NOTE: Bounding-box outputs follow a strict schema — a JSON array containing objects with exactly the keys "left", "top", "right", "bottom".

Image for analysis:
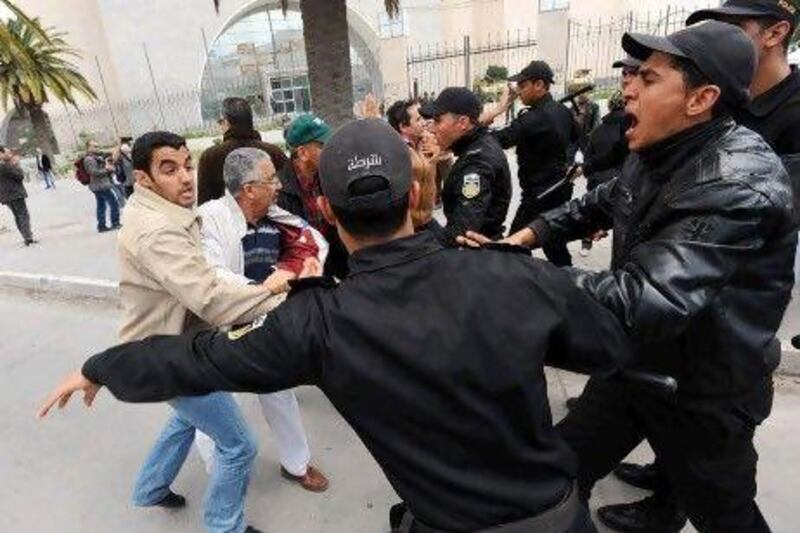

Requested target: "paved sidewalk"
[{"left": 2, "top": 287, "right": 798, "bottom": 532}]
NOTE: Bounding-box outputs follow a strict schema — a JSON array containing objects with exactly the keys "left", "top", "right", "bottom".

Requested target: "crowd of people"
[{"left": 32, "top": 1, "right": 800, "bottom": 533}]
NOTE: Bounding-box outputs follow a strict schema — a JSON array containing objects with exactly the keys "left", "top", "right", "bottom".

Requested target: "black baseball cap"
[
  {"left": 419, "top": 87, "right": 482, "bottom": 120},
  {"left": 612, "top": 56, "right": 643, "bottom": 69},
  {"left": 687, "top": 0, "right": 799, "bottom": 27},
  {"left": 319, "top": 119, "right": 412, "bottom": 211},
  {"left": 508, "top": 60, "right": 555, "bottom": 84},
  {"left": 622, "top": 20, "right": 756, "bottom": 108}
]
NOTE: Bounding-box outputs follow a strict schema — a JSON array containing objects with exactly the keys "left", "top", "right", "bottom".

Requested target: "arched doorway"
[{"left": 199, "top": 0, "right": 383, "bottom": 124}]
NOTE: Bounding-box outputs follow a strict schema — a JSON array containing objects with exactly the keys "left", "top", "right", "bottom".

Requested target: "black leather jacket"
[{"left": 531, "top": 119, "right": 797, "bottom": 399}]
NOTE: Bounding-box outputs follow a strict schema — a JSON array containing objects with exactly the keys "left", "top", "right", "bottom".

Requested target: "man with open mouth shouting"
[{"left": 462, "top": 20, "right": 796, "bottom": 533}]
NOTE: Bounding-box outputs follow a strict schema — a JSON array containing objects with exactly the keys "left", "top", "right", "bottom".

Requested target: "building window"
[
  {"left": 539, "top": 0, "right": 569, "bottom": 12},
  {"left": 269, "top": 75, "right": 311, "bottom": 114}
]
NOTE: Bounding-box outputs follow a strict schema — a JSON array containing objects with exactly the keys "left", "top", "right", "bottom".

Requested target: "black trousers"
[
  {"left": 511, "top": 183, "right": 573, "bottom": 267},
  {"left": 4, "top": 198, "right": 33, "bottom": 242},
  {"left": 558, "top": 378, "right": 773, "bottom": 533}
]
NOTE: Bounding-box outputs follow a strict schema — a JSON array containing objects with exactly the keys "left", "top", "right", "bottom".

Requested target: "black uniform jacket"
[
  {"left": 493, "top": 93, "right": 576, "bottom": 191},
  {"left": 83, "top": 231, "right": 631, "bottom": 532},
  {"left": 530, "top": 119, "right": 797, "bottom": 400},
  {"left": 734, "top": 66, "right": 800, "bottom": 156},
  {"left": 441, "top": 127, "right": 512, "bottom": 246},
  {"left": 582, "top": 108, "right": 629, "bottom": 185}
]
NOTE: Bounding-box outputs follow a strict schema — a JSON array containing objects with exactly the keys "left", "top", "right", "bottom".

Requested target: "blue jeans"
[
  {"left": 132, "top": 393, "right": 257, "bottom": 533},
  {"left": 39, "top": 170, "right": 56, "bottom": 188},
  {"left": 93, "top": 189, "right": 120, "bottom": 230}
]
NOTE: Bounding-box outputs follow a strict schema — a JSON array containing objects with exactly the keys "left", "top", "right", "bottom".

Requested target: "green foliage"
[
  {"left": 0, "top": 15, "right": 96, "bottom": 112},
  {"left": 484, "top": 65, "right": 508, "bottom": 83}
]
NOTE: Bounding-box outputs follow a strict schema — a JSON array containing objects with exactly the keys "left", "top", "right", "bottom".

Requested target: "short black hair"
[
  {"left": 132, "top": 131, "right": 188, "bottom": 173},
  {"left": 387, "top": 99, "right": 418, "bottom": 133},
  {"left": 329, "top": 176, "right": 410, "bottom": 239},
  {"left": 668, "top": 55, "right": 729, "bottom": 118},
  {"left": 222, "top": 97, "right": 254, "bottom": 131}
]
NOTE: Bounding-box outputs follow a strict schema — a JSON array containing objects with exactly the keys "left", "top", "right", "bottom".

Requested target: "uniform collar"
[
  {"left": 347, "top": 231, "right": 443, "bottom": 277},
  {"left": 451, "top": 126, "right": 487, "bottom": 157},
  {"left": 528, "top": 92, "right": 553, "bottom": 111},
  {"left": 747, "top": 66, "right": 800, "bottom": 118},
  {"left": 132, "top": 183, "right": 198, "bottom": 228},
  {"left": 638, "top": 117, "right": 733, "bottom": 181}
]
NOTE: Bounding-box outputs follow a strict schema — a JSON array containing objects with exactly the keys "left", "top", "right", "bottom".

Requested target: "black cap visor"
[
  {"left": 686, "top": 6, "right": 780, "bottom": 26},
  {"left": 622, "top": 32, "right": 688, "bottom": 63},
  {"left": 613, "top": 57, "right": 643, "bottom": 69}
]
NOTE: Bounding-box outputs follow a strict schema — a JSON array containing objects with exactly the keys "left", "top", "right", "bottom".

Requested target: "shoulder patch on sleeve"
[{"left": 462, "top": 173, "right": 481, "bottom": 199}]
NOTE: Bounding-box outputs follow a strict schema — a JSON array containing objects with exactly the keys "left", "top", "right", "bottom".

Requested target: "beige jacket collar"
[{"left": 132, "top": 183, "right": 198, "bottom": 228}]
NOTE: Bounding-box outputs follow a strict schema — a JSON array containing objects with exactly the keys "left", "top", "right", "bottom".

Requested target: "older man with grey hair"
[{"left": 196, "top": 147, "right": 330, "bottom": 492}]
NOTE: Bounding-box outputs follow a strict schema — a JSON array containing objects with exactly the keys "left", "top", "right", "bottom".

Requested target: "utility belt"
[{"left": 394, "top": 482, "right": 582, "bottom": 533}]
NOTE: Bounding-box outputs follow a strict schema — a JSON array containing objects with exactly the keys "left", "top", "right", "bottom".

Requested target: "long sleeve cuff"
[{"left": 528, "top": 218, "right": 550, "bottom": 249}]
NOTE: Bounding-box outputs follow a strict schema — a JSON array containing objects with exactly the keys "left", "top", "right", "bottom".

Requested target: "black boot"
[
  {"left": 245, "top": 527, "right": 264, "bottom": 533},
  {"left": 792, "top": 334, "right": 800, "bottom": 349},
  {"left": 613, "top": 462, "right": 660, "bottom": 491},
  {"left": 597, "top": 495, "right": 687, "bottom": 532}
]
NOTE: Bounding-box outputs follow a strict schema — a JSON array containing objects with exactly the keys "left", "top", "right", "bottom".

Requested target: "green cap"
[{"left": 285, "top": 114, "right": 332, "bottom": 150}]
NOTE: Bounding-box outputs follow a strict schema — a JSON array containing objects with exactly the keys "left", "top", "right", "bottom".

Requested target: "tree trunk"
[
  {"left": 300, "top": 0, "right": 354, "bottom": 128},
  {"left": 28, "top": 104, "right": 60, "bottom": 157}
]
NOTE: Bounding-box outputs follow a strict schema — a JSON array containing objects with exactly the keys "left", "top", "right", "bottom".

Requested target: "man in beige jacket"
[{"left": 117, "top": 131, "right": 282, "bottom": 533}]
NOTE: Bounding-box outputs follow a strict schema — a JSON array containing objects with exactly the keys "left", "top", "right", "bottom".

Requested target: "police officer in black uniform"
[
  {"left": 39, "top": 119, "right": 635, "bottom": 533},
  {"left": 481, "top": 61, "right": 578, "bottom": 266},
  {"left": 600, "top": 2, "right": 800, "bottom": 530},
  {"left": 419, "top": 87, "right": 512, "bottom": 247},
  {"left": 464, "top": 21, "right": 795, "bottom": 533}
]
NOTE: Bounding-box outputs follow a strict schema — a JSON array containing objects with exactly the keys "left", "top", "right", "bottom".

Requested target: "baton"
[
  {"left": 535, "top": 164, "right": 580, "bottom": 201},
  {"left": 558, "top": 84, "right": 595, "bottom": 108}
]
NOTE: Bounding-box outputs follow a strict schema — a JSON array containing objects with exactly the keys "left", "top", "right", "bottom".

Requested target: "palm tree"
[
  {"left": 214, "top": 0, "right": 400, "bottom": 127},
  {"left": 0, "top": 16, "right": 96, "bottom": 156}
]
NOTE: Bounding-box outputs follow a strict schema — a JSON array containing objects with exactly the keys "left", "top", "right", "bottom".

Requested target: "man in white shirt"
[{"left": 197, "top": 147, "right": 329, "bottom": 492}]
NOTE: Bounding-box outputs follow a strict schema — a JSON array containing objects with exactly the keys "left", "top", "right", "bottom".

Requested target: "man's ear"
[
  {"left": 134, "top": 169, "right": 152, "bottom": 188},
  {"left": 317, "top": 196, "right": 337, "bottom": 226},
  {"left": 687, "top": 84, "right": 721, "bottom": 117},
  {"left": 763, "top": 20, "right": 792, "bottom": 51}
]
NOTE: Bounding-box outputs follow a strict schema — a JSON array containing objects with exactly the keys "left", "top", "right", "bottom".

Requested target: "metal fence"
[
  {"left": 565, "top": 3, "right": 718, "bottom": 91},
  {"left": 407, "top": 30, "right": 537, "bottom": 98},
  {"left": 47, "top": 77, "right": 297, "bottom": 153}
]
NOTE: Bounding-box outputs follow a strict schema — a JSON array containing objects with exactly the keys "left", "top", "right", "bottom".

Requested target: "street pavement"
[{"left": 1, "top": 286, "right": 799, "bottom": 532}]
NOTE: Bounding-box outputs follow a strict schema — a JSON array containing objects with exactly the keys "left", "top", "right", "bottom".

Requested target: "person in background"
[
  {"left": 278, "top": 114, "right": 349, "bottom": 278},
  {"left": 420, "top": 87, "right": 512, "bottom": 247},
  {"left": 83, "top": 140, "right": 120, "bottom": 233},
  {"left": 0, "top": 146, "right": 37, "bottom": 245},
  {"left": 113, "top": 137, "right": 136, "bottom": 198},
  {"left": 35, "top": 148, "right": 56, "bottom": 190},
  {"left": 197, "top": 97, "right": 288, "bottom": 206},
  {"left": 479, "top": 61, "right": 577, "bottom": 266}
]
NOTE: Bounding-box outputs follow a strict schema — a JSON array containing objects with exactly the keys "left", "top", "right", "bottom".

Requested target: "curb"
[
  {"left": 0, "top": 271, "right": 118, "bottom": 304},
  {"left": 1, "top": 270, "right": 798, "bottom": 377}
]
